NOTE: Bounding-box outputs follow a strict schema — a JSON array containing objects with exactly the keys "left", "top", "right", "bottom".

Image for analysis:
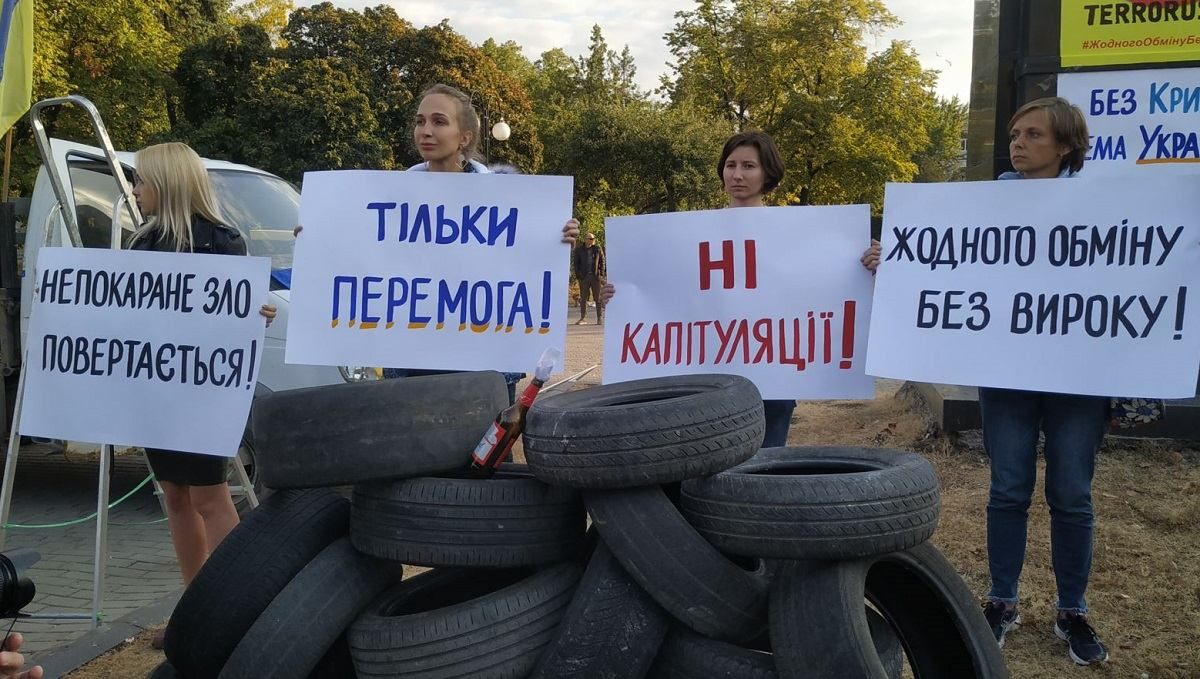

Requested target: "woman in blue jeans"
[{"left": 979, "top": 97, "right": 1110, "bottom": 666}]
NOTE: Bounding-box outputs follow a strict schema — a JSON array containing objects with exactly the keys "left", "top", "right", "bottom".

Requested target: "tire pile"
[{"left": 149, "top": 371, "right": 1009, "bottom": 679}]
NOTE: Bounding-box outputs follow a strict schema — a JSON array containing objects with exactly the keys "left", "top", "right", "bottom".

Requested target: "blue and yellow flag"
[{"left": 0, "top": 0, "right": 31, "bottom": 135}]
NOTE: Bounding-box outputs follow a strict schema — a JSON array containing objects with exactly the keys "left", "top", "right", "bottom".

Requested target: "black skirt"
[{"left": 146, "top": 448, "right": 229, "bottom": 486}]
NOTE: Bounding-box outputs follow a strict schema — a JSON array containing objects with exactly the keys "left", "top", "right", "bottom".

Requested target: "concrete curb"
[{"left": 35, "top": 589, "right": 181, "bottom": 679}]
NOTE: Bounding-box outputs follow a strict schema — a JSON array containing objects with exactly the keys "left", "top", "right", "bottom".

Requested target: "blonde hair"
[
  {"left": 416, "top": 83, "right": 483, "bottom": 163},
  {"left": 131, "top": 142, "right": 224, "bottom": 251},
  {"left": 1008, "top": 97, "right": 1090, "bottom": 174}
]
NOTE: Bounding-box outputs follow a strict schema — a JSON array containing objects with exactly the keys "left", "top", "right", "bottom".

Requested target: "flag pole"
[{"left": 1, "top": 129, "right": 11, "bottom": 203}]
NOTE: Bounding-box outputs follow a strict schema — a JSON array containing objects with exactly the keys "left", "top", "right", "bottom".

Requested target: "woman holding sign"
[
  {"left": 388, "top": 83, "right": 580, "bottom": 401},
  {"left": 971, "top": 98, "right": 1109, "bottom": 666},
  {"left": 129, "top": 142, "right": 277, "bottom": 648},
  {"left": 602, "top": 131, "right": 877, "bottom": 448}
]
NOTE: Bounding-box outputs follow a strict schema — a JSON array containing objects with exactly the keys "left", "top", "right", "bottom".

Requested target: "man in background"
[{"left": 573, "top": 232, "right": 606, "bottom": 325}]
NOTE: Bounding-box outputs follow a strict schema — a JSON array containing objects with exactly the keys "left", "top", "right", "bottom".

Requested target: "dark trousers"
[
  {"left": 761, "top": 399, "right": 796, "bottom": 448},
  {"left": 978, "top": 387, "right": 1108, "bottom": 613},
  {"left": 578, "top": 276, "right": 603, "bottom": 322}
]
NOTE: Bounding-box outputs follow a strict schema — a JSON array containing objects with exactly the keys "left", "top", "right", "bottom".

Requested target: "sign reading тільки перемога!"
[
  {"left": 285, "top": 171, "right": 573, "bottom": 373},
  {"left": 866, "top": 176, "right": 1200, "bottom": 398}
]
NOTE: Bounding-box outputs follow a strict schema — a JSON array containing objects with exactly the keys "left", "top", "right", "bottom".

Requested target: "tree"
[
  {"left": 913, "top": 97, "right": 968, "bottom": 182},
  {"left": 386, "top": 21, "right": 541, "bottom": 170},
  {"left": 666, "top": 0, "right": 943, "bottom": 210},
  {"left": 236, "top": 58, "right": 392, "bottom": 180},
  {"left": 283, "top": 7, "right": 539, "bottom": 171},
  {"left": 173, "top": 23, "right": 393, "bottom": 180},
  {"left": 176, "top": 23, "right": 273, "bottom": 130},
  {"left": 231, "top": 0, "right": 295, "bottom": 44}
]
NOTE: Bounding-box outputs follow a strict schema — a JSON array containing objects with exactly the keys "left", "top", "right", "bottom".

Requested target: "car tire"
[
  {"left": 681, "top": 446, "right": 940, "bottom": 560},
  {"left": 529, "top": 542, "right": 669, "bottom": 679},
  {"left": 584, "top": 486, "right": 769, "bottom": 642},
  {"left": 164, "top": 489, "right": 350, "bottom": 678},
  {"left": 350, "top": 465, "right": 586, "bottom": 567},
  {"left": 769, "top": 543, "right": 1009, "bottom": 679},
  {"left": 524, "top": 375, "right": 764, "bottom": 488},
  {"left": 348, "top": 563, "right": 581, "bottom": 678},
  {"left": 647, "top": 628, "right": 775, "bottom": 678},
  {"left": 219, "top": 538, "right": 397, "bottom": 679},
  {"left": 253, "top": 371, "right": 508, "bottom": 488}
]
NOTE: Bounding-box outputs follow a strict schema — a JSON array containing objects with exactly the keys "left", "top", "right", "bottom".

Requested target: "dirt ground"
[{"left": 65, "top": 387, "right": 1200, "bottom": 678}]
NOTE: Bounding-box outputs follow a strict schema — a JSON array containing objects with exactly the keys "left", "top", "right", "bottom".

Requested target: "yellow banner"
[{"left": 1061, "top": 0, "right": 1200, "bottom": 67}]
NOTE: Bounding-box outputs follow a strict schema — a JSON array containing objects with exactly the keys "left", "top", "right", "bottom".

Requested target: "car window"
[
  {"left": 67, "top": 158, "right": 136, "bottom": 248},
  {"left": 208, "top": 170, "right": 298, "bottom": 270}
]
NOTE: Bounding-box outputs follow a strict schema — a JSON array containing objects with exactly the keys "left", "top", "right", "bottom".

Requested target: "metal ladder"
[{"left": 0, "top": 95, "right": 258, "bottom": 629}]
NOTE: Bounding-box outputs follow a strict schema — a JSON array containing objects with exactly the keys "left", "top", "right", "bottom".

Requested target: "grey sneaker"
[
  {"left": 1055, "top": 613, "right": 1108, "bottom": 665},
  {"left": 982, "top": 601, "right": 1020, "bottom": 648}
]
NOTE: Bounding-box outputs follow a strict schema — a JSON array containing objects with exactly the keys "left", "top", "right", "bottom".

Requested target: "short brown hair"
[
  {"left": 718, "top": 131, "right": 785, "bottom": 193},
  {"left": 1008, "top": 97, "right": 1090, "bottom": 174}
]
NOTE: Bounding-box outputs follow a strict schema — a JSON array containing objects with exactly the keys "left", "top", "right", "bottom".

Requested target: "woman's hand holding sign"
[{"left": 861, "top": 239, "right": 881, "bottom": 275}]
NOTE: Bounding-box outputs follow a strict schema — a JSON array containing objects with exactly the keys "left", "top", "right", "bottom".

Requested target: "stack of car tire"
[{"left": 149, "top": 371, "right": 1009, "bottom": 679}]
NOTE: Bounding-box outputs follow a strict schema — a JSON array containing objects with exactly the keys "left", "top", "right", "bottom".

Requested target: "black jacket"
[
  {"left": 572, "top": 243, "right": 605, "bottom": 280},
  {"left": 128, "top": 215, "right": 247, "bottom": 256}
]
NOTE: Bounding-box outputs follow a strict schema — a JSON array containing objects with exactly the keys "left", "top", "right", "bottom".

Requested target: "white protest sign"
[
  {"left": 866, "top": 177, "right": 1200, "bottom": 398},
  {"left": 286, "top": 171, "right": 573, "bottom": 372},
  {"left": 602, "top": 206, "right": 875, "bottom": 400},
  {"left": 1058, "top": 67, "right": 1200, "bottom": 176},
  {"left": 21, "top": 247, "right": 270, "bottom": 456}
]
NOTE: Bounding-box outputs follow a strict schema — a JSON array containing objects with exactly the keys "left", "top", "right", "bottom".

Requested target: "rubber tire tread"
[
  {"left": 219, "top": 538, "right": 396, "bottom": 679},
  {"left": 351, "top": 465, "right": 585, "bottom": 567},
  {"left": 681, "top": 446, "right": 940, "bottom": 559},
  {"left": 524, "top": 375, "right": 764, "bottom": 488},
  {"left": 769, "top": 543, "right": 1009, "bottom": 679},
  {"left": 253, "top": 371, "right": 508, "bottom": 488},
  {"left": 164, "top": 489, "right": 350, "bottom": 678},
  {"left": 149, "top": 662, "right": 180, "bottom": 679},
  {"left": 647, "top": 629, "right": 775, "bottom": 679},
  {"left": 348, "top": 563, "right": 582, "bottom": 678},
  {"left": 584, "top": 486, "right": 768, "bottom": 642},
  {"left": 529, "top": 542, "right": 669, "bottom": 679},
  {"left": 647, "top": 611, "right": 900, "bottom": 679}
]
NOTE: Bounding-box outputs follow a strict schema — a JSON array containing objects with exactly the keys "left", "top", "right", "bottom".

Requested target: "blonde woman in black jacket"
[{"left": 129, "top": 142, "right": 276, "bottom": 647}]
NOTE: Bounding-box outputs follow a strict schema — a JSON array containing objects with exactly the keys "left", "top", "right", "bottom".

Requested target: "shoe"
[
  {"left": 1055, "top": 613, "right": 1108, "bottom": 665},
  {"left": 982, "top": 601, "right": 1020, "bottom": 648},
  {"left": 151, "top": 626, "right": 167, "bottom": 650},
  {"left": 575, "top": 319, "right": 588, "bottom": 325}
]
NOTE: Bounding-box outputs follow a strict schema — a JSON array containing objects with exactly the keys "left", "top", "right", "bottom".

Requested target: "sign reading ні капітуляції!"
[
  {"left": 865, "top": 176, "right": 1200, "bottom": 398},
  {"left": 602, "top": 205, "right": 876, "bottom": 400},
  {"left": 20, "top": 247, "right": 270, "bottom": 456},
  {"left": 284, "top": 171, "right": 573, "bottom": 373},
  {"left": 1058, "top": 67, "right": 1200, "bottom": 174},
  {"left": 1061, "top": 0, "right": 1200, "bottom": 67}
]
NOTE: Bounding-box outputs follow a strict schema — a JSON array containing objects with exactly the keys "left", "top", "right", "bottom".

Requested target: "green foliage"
[
  {"left": 12, "top": 0, "right": 958, "bottom": 221},
  {"left": 665, "top": 0, "right": 946, "bottom": 211},
  {"left": 913, "top": 96, "right": 968, "bottom": 183},
  {"left": 231, "top": 0, "right": 295, "bottom": 44}
]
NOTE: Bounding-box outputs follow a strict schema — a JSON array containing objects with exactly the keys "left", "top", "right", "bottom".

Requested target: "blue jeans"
[
  {"left": 978, "top": 387, "right": 1108, "bottom": 613},
  {"left": 762, "top": 399, "right": 796, "bottom": 448}
]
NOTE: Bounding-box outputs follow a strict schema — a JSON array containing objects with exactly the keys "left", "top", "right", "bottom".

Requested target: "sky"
[{"left": 294, "top": 1, "right": 975, "bottom": 102}]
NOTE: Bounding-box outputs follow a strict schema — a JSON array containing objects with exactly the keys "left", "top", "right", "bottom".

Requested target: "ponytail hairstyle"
[
  {"left": 131, "top": 142, "right": 224, "bottom": 251},
  {"left": 416, "top": 83, "right": 484, "bottom": 164}
]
